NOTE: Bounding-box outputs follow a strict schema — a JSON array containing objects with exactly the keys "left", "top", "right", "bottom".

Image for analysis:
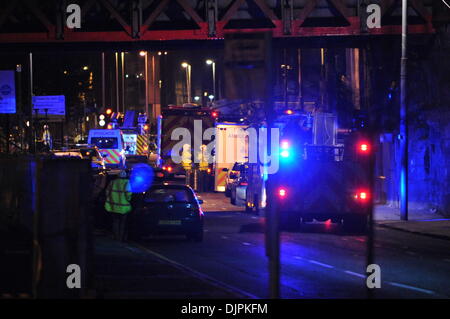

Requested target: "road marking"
[
  {"left": 344, "top": 270, "right": 366, "bottom": 278},
  {"left": 294, "top": 256, "right": 304, "bottom": 260},
  {"left": 388, "top": 282, "right": 435, "bottom": 295},
  {"left": 242, "top": 242, "right": 252, "bottom": 246},
  {"left": 443, "top": 259, "right": 450, "bottom": 263},
  {"left": 128, "top": 242, "right": 258, "bottom": 299},
  {"left": 221, "top": 236, "right": 228, "bottom": 239},
  {"left": 405, "top": 251, "right": 416, "bottom": 256},
  {"left": 307, "top": 260, "right": 334, "bottom": 269}
]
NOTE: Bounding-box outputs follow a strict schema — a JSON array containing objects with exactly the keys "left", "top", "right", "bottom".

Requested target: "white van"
[{"left": 87, "top": 129, "right": 126, "bottom": 168}]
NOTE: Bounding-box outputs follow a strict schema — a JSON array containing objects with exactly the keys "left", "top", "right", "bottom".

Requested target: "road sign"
[
  {"left": 32, "top": 95, "right": 66, "bottom": 117},
  {"left": 0, "top": 70, "right": 16, "bottom": 114}
]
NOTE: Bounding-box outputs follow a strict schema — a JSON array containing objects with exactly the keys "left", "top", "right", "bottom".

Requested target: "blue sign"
[
  {"left": 0, "top": 70, "right": 16, "bottom": 114},
  {"left": 32, "top": 95, "right": 66, "bottom": 116}
]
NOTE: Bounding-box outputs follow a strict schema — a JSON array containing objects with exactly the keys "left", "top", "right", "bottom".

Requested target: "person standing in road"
[{"left": 105, "top": 170, "right": 132, "bottom": 241}]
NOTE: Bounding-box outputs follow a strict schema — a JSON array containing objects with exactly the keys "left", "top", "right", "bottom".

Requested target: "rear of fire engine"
[{"left": 273, "top": 112, "right": 373, "bottom": 232}]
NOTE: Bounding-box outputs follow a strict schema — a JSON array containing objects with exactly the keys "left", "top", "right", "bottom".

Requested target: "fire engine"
[
  {"left": 157, "top": 104, "right": 216, "bottom": 177},
  {"left": 244, "top": 110, "right": 374, "bottom": 232}
]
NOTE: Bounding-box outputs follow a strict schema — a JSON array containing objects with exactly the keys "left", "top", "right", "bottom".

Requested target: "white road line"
[
  {"left": 405, "top": 251, "right": 416, "bottom": 256},
  {"left": 307, "top": 260, "right": 334, "bottom": 269},
  {"left": 344, "top": 270, "right": 366, "bottom": 278},
  {"left": 221, "top": 236, "right": 228, "bottom": 239},
  {"left": 294, "top": 256, "right": 304, "bottom": 260},
  {"left": 242, "top": 242, "right": 252, "bottom": 246},
  {"left": 129, "top": 242, "right": 258, "bottom": 299},
  {"left": 444, "top": 259, "right": 450, "bottom": 263},
  {"left": 388, "top": 282, "right": 435, "bottom": 295}
]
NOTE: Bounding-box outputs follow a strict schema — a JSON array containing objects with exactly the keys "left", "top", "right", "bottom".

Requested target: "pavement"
[{"left": 374, "top": 204, "right": 450, "bottom": 240}]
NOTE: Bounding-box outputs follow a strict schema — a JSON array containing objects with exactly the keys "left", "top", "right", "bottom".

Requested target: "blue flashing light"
[
  {"left": 388, "top": 93, "right": 392, "bottom": 100},
  {"left": 281, "top": 150, "right": 290, "bottom": 158},
  {"left": 129, "top": 163, "right": 154, "bottom": 193}
]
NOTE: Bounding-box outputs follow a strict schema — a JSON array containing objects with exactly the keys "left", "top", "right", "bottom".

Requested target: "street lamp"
[
  {"left": 206, "top": 59, "right": 216, "bottom": 99},
  {"left": 140, "top": 51, "right": 149, "bottom": 118},
  {"left": 181, "top": 62, "right": 192, "bottom": 103}
]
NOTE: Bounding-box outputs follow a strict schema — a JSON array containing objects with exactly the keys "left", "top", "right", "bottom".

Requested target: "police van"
[{"left": 88, "top": 129, "right": 126, "bottom": 168}]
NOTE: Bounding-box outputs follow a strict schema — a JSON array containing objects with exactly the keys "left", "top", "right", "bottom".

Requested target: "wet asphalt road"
[{"left": 128, "top": 192, "right": 450, "bottom": 299}]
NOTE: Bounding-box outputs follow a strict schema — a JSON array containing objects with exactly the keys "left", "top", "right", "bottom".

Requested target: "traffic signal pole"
[{"left": 400, "top": 0, "right": 408, "bottom": 221}]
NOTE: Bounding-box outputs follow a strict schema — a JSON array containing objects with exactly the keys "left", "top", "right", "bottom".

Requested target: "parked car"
[
  {"left": 129, "top": 184, "right": 204, "bottom": 241},
  {"left": 51, "top": 146, "right": 106, "bottom": 171},
  {"left": 224, "top": 162, "right": 246, "bottom": 197},
  {"left": 230, "top": 164, "right": 249, "bottom": 206},
  {"left": 79, "top": 146, "right": 106, "bottom": 171}
]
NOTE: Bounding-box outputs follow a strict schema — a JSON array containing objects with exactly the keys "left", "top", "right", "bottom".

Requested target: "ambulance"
[
  {"left": 213, "top": 123, "right": 249, "bottom": 192},
  {"left": 88, "top": 129, "right": 126, "bottom": 168}
]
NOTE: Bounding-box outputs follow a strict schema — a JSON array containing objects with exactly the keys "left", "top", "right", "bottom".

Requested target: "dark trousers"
[{"left": 112, "top": 213, "right": 128, "bottom": 241}]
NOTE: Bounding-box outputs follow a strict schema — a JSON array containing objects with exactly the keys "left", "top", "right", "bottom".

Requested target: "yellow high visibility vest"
[{"left": 104, "top": 178, "right": 132, "bottom": 214}]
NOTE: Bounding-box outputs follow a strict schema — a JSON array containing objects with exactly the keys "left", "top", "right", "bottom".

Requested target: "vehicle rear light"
[
  {"left": 278, "top": 188, "right": 287, "bottom": 198},
  {"left": 167, "top": 166, "right": 172, "bottom": 172},
  {"left": 239, "top": 182, "right": 248, "bottom": 186},
  {"left": 354, "top": 191, "right": 370, "bottom": 202},
  {"left": 357, "top": 141, "right": 370, "bottom": 154}
]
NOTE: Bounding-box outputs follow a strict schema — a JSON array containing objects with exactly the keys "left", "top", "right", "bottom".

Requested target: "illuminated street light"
[
  {"left": 140, "top": 51, "right": 149, "bottom": 118},
  {"left": 181, "top": 62, "right": 192, "bottom": 103},
  {"left": 206, "top": 59, "right": 216, "bottom": 99},
  {"left": 82, "top": 66, "right": 89, "bottom": 70},
  {"left": 194, "top": 96, "right": 200, "bottom": 102}
]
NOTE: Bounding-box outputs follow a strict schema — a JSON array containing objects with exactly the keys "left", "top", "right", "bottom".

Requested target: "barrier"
[{"left": 0, "top": 155, "right": 93, "bottom": 298}]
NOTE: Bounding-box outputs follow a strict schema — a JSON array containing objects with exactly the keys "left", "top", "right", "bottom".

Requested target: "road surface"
[{"left": 125, "top": 193, "right": 450, "bottom": 299}]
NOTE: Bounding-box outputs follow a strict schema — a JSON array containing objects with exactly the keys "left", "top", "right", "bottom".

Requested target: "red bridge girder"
[{"left": 0, "top": 0, "right": 435, "bottom": 44}]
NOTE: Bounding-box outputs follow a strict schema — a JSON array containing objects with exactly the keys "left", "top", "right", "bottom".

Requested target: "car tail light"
[
  {"left": 278, "top": 188, "right": 287, "bottom": 198},
  {"left": 354, "top": 190, "right": 370, "bottom": 202},
  {"left": 167, "top": 166, "right": 172, "bottom": 172},
  {"left": 239, "top": 181, "right": 248, "bottom": 186}
]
